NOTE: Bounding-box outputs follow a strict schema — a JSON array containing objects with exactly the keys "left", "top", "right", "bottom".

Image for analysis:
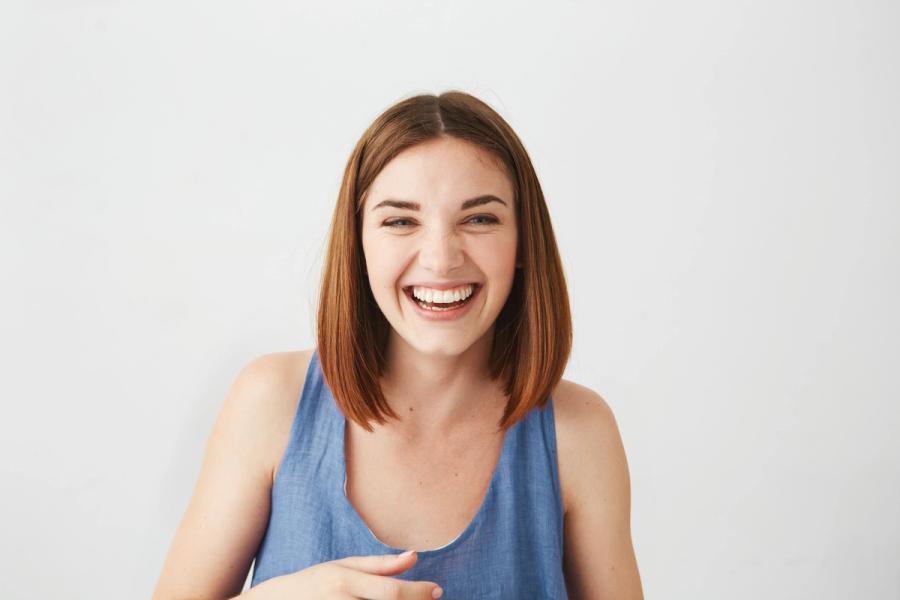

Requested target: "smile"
[{"left": 401, "top": 283, "right": 482, "bottom": 320}]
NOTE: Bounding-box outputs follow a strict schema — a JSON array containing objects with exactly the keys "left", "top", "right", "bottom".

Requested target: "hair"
[{"left": 316, "top": 90, "right": 572, "bottom": 434}]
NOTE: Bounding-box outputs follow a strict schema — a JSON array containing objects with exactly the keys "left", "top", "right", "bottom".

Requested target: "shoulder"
[
  {"left": 235, "top": 348, "right": 314, "bottom": 388},
  {"left": 225, "top": 349, "right": 315, "bottom": 483},
  {"left": 551, "top": 379, "right": 626, "bottom": 517},
  {"left": 150, "top": 349, "right": 316, "bottom": 600},
  {"left": 552, "top": 380, "right": 643, "bottom": 597},
  {"left": 225, "top": 349, "right": 313, "bottom": 422}
]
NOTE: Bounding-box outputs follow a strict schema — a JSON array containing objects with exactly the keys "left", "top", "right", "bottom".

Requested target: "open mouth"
[{"left": 402, "top": 283, "right": 482, "bottom": 312}]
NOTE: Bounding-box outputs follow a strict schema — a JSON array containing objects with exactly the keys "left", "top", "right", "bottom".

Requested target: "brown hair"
[{"left": 316, "top": 90, "right": 572, "bottom": 433}]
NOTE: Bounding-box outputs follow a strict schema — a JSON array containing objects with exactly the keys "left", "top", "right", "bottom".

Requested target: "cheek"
[
  {"left": 362, "top": 236, "right": 406, "bottom": 289},
  {"left": 479, "top": 232, "right": 518, "bottom": 271}
]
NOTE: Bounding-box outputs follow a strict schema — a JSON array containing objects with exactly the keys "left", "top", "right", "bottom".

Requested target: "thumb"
[{"left": 336, "top": 550, "right": 418, "bottom": 575}]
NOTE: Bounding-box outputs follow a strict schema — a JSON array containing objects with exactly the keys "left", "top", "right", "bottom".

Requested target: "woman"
[{"left": 152, "top": 91, "right": 643, "bottom": 599}]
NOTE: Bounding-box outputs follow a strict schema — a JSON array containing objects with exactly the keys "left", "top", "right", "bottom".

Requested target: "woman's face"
[{"left": 360, "top": 136, "right": 518, "bottom": 358}]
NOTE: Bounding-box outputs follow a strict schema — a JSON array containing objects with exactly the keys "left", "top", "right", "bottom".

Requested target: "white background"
[{"left": 1, "top": 1, "right": 898, "bottom": 598}]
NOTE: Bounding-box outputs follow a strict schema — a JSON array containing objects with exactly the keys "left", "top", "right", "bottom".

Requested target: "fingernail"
[
  {"left": 432, "top": 586, "right": 443, "bottom": 598},
  {"left": 398, "top": 549, "right": 414, "bottom": 558}
]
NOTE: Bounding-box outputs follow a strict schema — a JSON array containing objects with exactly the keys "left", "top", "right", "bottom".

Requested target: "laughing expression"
[{"left": 360, "top": 136, "right": 519, "bottom": 357}]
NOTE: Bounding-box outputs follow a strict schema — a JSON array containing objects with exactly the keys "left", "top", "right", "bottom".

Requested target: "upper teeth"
[{"left": 412, "top": 284, "right": 475, "bottom": 304}]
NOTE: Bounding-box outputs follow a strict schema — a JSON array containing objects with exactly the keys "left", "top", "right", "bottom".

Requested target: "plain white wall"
[{"left": 1, "top": 1, "right": 897, "bottom": 598}]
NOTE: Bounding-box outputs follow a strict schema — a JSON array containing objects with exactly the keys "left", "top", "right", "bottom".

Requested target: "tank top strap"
[
  {"left": 272, "top": 348, "right": 343, "bottom": 486},
  {"left": 492, "top": 392, "right": 566, "bottom": 561}
]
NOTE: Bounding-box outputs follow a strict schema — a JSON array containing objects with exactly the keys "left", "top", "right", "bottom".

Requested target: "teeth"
[{"left": 411, "top": 284, "right": 474, "bottom": 304}]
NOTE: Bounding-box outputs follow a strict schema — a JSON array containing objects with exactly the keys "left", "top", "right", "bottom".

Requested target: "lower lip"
[{"left": 403, "top": 285, "right": 481, "bottom": 321}]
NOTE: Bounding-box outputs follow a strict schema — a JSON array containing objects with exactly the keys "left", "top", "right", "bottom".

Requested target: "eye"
[
  {"left": 467, "top": 215, "right": 499, "bottom": 226},
  {"left": 382, "top": 218, "right": 416, "bottom": 228}
]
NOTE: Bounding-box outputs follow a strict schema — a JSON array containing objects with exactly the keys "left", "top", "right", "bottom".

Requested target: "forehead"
[{"left": 364, "top": 137, "right": 513, "bottom": 208}]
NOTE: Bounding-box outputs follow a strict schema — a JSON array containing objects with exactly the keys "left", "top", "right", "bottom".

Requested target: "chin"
[{"left": 409, "top": 338, "right": 473, "bottom": 357}]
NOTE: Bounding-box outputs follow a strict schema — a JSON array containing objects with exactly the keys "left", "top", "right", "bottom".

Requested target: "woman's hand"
[{"left": 256, "top": 550, "right": 443, "bottom": 599}]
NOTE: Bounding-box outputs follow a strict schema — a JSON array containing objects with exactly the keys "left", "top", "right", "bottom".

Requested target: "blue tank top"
[{"left": 250, "top": 349, "right": 569, "bottom": 598}]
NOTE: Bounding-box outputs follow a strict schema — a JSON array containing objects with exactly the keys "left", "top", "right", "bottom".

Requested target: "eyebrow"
[{"left": 371, "top": 194, "right": 508, "bottom": 211}]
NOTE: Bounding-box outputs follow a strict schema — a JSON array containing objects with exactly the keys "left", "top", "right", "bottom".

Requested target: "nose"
[{"left": 417, "top": 226, "right": 465, "bottom": 275}]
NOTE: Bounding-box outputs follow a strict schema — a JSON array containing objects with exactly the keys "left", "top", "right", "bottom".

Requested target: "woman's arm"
[
  {"left": 557, "top": 385, "right": 644, "bottom": 600},
  {"left": 151, "top": 352, "right": 306, "bottom": 600}
]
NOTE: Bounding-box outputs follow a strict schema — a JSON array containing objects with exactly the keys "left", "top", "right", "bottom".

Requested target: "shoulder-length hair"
[{"left": 316, "top": 90, "right": 572, "bottom": 434}]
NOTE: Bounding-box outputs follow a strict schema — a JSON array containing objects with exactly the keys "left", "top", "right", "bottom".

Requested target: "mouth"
[{"left": 402, "top": 283, "right": 482, "bottom": 312}]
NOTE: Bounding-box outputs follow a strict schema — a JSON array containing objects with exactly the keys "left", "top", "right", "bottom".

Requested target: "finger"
[
  {"left": 336, "top": 550, "right": 418, "bottom": 576},
  {"left": 339, "top": 568, "right": 441, "bottom": 600}
]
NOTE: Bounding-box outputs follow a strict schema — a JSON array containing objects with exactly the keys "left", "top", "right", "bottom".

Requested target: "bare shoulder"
[
  {"left": 150, "top": 348, "right": 315, "bottom": 600},
  {"left": 552, "top": 379, "right": 643, "bottom": 599},
  {"left": 238, "top": 349, "right": 315, "bottom": 483},
  {"left": 238, "top": 348, "right": 313, "bottom": 390},
  {"left": 551, "top": 378, "right": 624, "bottom": 516}
]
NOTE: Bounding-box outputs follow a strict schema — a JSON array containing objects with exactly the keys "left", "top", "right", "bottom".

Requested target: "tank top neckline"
[
  {"left": 336, "top": 411, "right": 518, "bottom": 557},
  {"left": 313, "top": 349, "right": 523, "bottom": 558}
]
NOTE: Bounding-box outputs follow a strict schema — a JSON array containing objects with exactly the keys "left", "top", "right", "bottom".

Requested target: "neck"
[{"left": 378, "top": 329, "right": 505, "bottom": 439}]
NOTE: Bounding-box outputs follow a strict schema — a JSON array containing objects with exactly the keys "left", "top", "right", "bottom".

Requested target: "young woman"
[{"left": 152, "top": 91, "right": 643, "bottom": 599}]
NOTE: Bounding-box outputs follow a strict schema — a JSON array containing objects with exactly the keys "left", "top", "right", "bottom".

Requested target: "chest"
[{"left": 343, "top": 423, "right": 506, "bottom": 551}]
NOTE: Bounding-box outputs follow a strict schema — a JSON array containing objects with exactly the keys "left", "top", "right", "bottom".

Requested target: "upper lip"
[{"left": 402, "top": 281, "right": 480, "bottom": 290}]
